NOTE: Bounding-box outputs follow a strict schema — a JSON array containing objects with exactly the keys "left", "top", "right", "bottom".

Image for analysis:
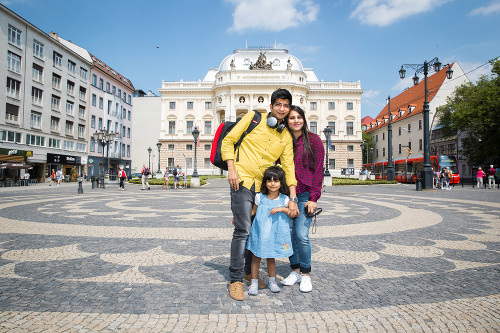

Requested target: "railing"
[
  {"left": 6, "top": 113, "right": 18, "bottom": 122},
  {"left": 6, "top": 88, "right": 20, "bottom": 99},
  {"left": 32, "top": 96, "right": 43, "bottom": 106}
]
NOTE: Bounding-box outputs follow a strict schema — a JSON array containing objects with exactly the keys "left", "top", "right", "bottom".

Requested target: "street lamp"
[
  {"left": 399, "top": 57, "right": 453, "bottom": 189},
  {"left": 323, "top": 127, "right": 332, "bottom": 177},
  {"left": 386, "top": 96, "right": 394, "bottom": 181},
  {"left": 92, "top": 128, "right": 115, "bottom": 188},
  {"left": 191, "top": 127, "right": 199, "bottom": 178},
  {"left": 156, "top": 141, "right": 162, "bottom": 174},
  {"left": 147, "top": 147, "right": 152, "bottom": 171}
]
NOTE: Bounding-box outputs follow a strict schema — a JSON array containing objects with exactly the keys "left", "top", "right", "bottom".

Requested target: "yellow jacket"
[{"left": 221, "top": 111, "right": 297, "bottom": 191}]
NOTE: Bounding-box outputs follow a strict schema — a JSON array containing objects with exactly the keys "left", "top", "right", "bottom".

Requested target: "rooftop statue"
[{"left": 249, "top": 52, "right": 272, "bottom": 70}]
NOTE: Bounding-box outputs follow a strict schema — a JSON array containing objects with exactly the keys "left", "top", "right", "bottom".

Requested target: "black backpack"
[
  {"left": 210, "top": 111, "right": 261, "bottom": 171},
  {"left": 144, "top": 168, "right": 150, "bottom": 176}
]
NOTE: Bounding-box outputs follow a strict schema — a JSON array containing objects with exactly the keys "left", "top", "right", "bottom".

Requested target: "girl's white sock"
[
  {"left": 268, "top": 276, "right": 276, "bottom": 283},
  {"left": 251, "top": 279, "right": 258, "bottom": 286}
]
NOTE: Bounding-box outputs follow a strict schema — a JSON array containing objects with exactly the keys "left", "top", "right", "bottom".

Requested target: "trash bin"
[
  {"left": 416, "top": 177, "right": 422, "bottom": 191},
  {"left": 91, "top": 176, "right": 96, "bottom": 189},
  {"left": 65, "top": 175, "right": 70, "bottom": 182},
  {"left": 77, "top": 177, "right": 83, "bottom": 194}
]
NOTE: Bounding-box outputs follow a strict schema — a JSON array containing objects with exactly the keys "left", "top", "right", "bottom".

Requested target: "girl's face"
[
  {"left": 266, "top": 177, "right": 281, "bottom": 193},
  {"left": 287, "top": 110, "right": 304, "bottom": 133}
]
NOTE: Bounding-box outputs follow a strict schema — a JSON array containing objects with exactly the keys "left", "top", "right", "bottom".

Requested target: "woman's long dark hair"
[{"left": 285, "top": 105, "right": 316, "bottom": 171}]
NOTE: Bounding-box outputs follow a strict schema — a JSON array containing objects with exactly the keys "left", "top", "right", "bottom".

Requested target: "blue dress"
[{"left": 246, "top": 193, "right": 293, "bottom": 259}]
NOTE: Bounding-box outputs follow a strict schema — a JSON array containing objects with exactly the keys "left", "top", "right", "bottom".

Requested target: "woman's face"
[{"left": 287, "top": 110, "right": 304, "bottom": 132}]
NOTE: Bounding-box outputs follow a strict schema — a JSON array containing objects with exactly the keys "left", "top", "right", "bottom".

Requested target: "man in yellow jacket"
[{"left": 222, "top": 88, "right": 299, "bottom": 301}]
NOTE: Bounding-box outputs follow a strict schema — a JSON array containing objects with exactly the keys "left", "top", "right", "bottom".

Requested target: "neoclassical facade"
[{"left": 158, "top": 47, "right": 364, "bottom": 175}]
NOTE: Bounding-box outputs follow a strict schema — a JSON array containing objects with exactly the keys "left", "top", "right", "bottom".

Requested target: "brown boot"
[
  {"left": 244, "top": 273, "right": 266, "bottom": 289},
  {"left": 229, "top": 281, "right": 245, "bottom": 301}
]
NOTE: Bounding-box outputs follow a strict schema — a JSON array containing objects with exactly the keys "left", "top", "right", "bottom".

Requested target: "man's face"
[{"left": 270, "top": 98, "right": 291, "bottom": 121}]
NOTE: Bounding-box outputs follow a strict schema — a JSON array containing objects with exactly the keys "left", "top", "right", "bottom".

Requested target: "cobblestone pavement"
[{"left": 0, "top": 180, "right": 499, "bottom": 332}]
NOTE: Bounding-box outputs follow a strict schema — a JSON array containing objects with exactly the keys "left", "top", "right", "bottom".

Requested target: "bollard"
[
  {"left": 77, "top": 177, "right": 84, "bottom": 194},
  {"left": 416, "top": 178, "right": 422, "bottom": 191}
]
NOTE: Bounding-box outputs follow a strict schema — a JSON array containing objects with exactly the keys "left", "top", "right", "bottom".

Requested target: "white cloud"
[
  {"left": 362, "top": 89, "right": 381, "bottom": 98},
  {"left": 227, "top": 0, "right": 319, "bottom": 33},
  {"left": 469, "top": 1, "right": 500, "bottom": 16},
  {"left": 350, "top": 0, "right": 452, "bottom": 27},
  {"left": 276, "top": 43, "right": 320, "bottom": 53},
  {"left": 458, "top": 61, "right": 493, "bottom": 83}
]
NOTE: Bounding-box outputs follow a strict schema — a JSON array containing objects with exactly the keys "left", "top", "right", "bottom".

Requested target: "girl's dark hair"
[
  {"left": 285, "top": 105, "right": 316, "bottom": 171},
  {"left": 260, "top": 166, "right": 289, "bottom": 195}
]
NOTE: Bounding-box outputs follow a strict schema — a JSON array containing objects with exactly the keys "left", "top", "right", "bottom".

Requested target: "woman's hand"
[{"left": 304, "top": 201, "right": 317, "bottom": 216}]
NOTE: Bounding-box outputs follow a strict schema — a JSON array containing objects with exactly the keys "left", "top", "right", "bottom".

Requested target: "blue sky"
[{"left": 3, "top": 0, "right": 499, "bottom": 118}]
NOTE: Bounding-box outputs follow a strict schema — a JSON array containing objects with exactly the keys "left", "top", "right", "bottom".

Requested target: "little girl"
[
  {"left": 246, "top": 165, "right": 293, "bottom": 295},
  {"left": 163, "top": 169, "right": 170, "bottom": 189}
]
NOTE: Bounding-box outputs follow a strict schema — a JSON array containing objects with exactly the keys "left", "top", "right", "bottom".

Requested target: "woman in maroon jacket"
[{"left": 282, "top": 105, "right": 325, "bottom": 292}]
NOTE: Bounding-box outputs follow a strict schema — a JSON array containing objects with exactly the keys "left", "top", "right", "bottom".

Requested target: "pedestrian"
[
  {"left": 221, "top": 88, "right": 298, "bottom": 301},
  {"left": 163, "top": 169, "right": 170, "bottom": 189},
  {"left": 434, "top": 170, "right": 442, "bottom": 189},
  {"left": 56, "top": 169, "right": 63, "bottom": 186},
  {"left": 118, "top": 167, "right": 126, "bottom": 190},
  {"left": 282, "top": 105, "right": 325, "bottom": 293},
  {"left": 173, "top": 165, "right": 181, "bottom": 189},
  {"left": 49, "top": 169, "right": 55, "bottom": 186},
  {"left": 23, "top": 171, "right": 30, "bottom": 186},
  {"left": 487, "top": 165, "right": 496, "bottom": 189},
  {"left": 182, "top": 172, "right": 187, "bottom": 188},
  {"left": 477, "top": 167, "right": 484, "bottom": 189},
  {"left": 445, "top": 167, "right": 452, "bottom": 190},
  {"left": 141, "top": 164, "right": 151, "bottom": 190},
  {"left": 246, "top": 166, "right": 293, "bottom": 296}
]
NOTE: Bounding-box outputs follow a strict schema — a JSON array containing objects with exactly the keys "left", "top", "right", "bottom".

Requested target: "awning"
[{"left": 0, "top": 162, "right": 33, "bottom": 170}]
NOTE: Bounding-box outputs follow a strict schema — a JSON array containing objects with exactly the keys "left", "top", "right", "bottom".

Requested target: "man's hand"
[
  {"left": 287, "top": 201, "right": 299, "bottom": 218},
  {"left": 227, "top": 160, "right": 240, "bottom": 191}
]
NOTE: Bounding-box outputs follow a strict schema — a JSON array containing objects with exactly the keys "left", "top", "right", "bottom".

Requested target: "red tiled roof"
[
  {"left": 365, "top": 63, "right": 455, "bottom": 133},
  {"left": 361, "top": 116, "right": 374, "bottom": 127},
  {"left": 89, "top": 53, "right": 135, "bottom": 92}
]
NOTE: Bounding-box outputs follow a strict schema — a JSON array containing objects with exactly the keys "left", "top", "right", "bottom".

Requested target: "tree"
[
  {"left": 437, "top": 59, "right": 500, "bottom": 166},
  {"left": 362, "top": 131, "right": 375, "bottom": 165}
]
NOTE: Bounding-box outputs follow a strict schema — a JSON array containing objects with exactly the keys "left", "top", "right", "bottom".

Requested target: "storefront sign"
[{"left": 47, "top": 153, "right": 82, "bottom": 165}]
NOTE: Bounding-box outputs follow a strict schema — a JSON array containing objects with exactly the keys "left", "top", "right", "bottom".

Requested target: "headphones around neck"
[{"left": 267, "top": 113, "right": 286, "bottom": 133}]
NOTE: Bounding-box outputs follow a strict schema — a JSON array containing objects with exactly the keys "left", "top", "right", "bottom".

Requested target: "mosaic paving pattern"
[{"left": 0, "top": 180, "right": 499, "bottom": 332}]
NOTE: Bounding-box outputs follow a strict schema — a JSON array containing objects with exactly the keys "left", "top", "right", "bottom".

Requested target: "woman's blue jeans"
[{"left": 288, "top": 192, "right": 312, "bottom": 273}]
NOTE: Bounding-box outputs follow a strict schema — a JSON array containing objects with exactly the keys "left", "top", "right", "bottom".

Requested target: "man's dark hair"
[
  {"left": 260, "top": 165, "right": 289, "bottom": 195},
  {"left": 270, "top": 88, "right": 292, "bottom": 106}
]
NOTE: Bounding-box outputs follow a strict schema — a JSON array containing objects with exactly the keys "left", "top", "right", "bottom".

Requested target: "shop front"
[
  {"left": 0, "top": 148, "right": 33, "bottom": 183},
  {"left": 46, "top": 153, "right": 83, "bottom": 182}
]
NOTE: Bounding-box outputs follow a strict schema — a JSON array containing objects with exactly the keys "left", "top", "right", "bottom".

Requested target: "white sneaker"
[
  {"left": 299, "top": 274, "right": 312, "bottom": 293},
  {"left": 282, "top": 271, "right": 301, "bottom": 286}
]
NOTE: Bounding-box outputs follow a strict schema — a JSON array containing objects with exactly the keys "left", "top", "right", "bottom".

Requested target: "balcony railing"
[
  {"left": 6, "top": 113, "right": 18, "bottom": 122},
  {"left": 6, "top": 88, "right": 20, "bottom": 99}
]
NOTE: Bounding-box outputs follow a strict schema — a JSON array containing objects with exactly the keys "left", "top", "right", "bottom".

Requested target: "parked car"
[{"left": 131, "top": 173, "right": 142, "bottom": 178}]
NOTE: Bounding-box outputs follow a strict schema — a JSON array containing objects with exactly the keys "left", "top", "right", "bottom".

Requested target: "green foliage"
[
  {"left": 361, "top": 131, "right": 375, "bottom": 164},
  {"left": 437, "top": 58, "right": 500, "bottom": 165},
  {"left": 330, "top": 178, "right": 398, "bottom": 186},
  {"left": 127, "top": 175, "right": 225, "bottom": 186}
]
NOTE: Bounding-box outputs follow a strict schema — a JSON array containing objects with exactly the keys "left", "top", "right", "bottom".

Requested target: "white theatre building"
[{"left": 157, "top": 47, "right": 364, "bottom": 176}]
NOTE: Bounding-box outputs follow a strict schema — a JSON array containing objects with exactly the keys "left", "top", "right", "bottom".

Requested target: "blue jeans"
[{"left": 288, "top": 192, "right": 312, "bottom": 274}]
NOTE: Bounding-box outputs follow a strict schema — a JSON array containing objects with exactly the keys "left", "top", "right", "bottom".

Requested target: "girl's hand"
[
  {"left": 304, "top": 201, "right": 317, "bottom": 216},
  {"left": 269, "top": 207, "right": 280, "bottom": 215},
  {"left": 230, "top": 217, "right": 235, "bottom": 225}
]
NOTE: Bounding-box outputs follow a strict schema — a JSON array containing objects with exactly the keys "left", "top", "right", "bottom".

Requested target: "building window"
[
  {"left": 33, "top": 40, "right": 44, "bottom": 59},
  {"left": 328, "top": 102, "right": 335, "bottom": 110},
  {"left": 399, "top": 127, "right": 402, "bottom": 135},
  {"left": 168, "top": 144, "right": 174, "bottom": 151},
  {"left": 186, "top": 144, "right": 193, "bottom": 151},
  {"left": 26, "top": 134, "right": 45, "bottom": 146},
  {"left": 169, "top": 102, "right": 176, "bottom": 109},
  {"left": 106, "top": 82, "right": 110, "bottom": 93},
  {"left": 51, "top": 117, "right": 60, "bottom": 132},
  {"left": 52, "top": 73, "right": 61, "bottom": 90},
  {"left": 376, "top": 149, "right": 379, "bottom": 158},
  {"left": 187, "top": 101, "right": 194, "bottom": 109},
  {"left": 92, "top": 94, "right": 96, "bottom": 106},
  {"left": 67, "top": 80, "right": 75, "bottom": 96},
  {"left": 375, "top": 134, "right": 378, "bottom": 142},
  {"left": 77, "top": 143, "right": 86, "bottom": 152},
  {"left": 382, "top": 148, "right": 385, "bottom": 157},
  {"left": 65, "top": 121, "right": 73, "bottom": 136},
  {"left": 32, "top": 63, "right": 43, "bottom": 83},
  {"left": 329, "top": 159, "right": 335, "bottom": 170},
  {"left": 347, "top": 145, "right": 354, "bottom": 152},
  {"left": 399, "top": 144, "right": 402, "bottom": 154},
  {"left": 186, "top": 121, "right": 193, "bottom": 134},
  {"left": 419, "top": 139, "right": 423, "bottom": 150},
  {"left": 99, "top": 97, "right": 103, "bottom": 109},
  {"left": 204, "top": 121, "right": 211, "bottom": 134},
  {"left": 92, "top": 74, "right": 97, "bottom": 86},
  {"left": 8, "top": 24, "right": 22, "bottom": 47},
  {"left": 204, "top": 158, "right": 211, "bottom": 169},
  {"left": 408, "top": 123, "right": 412, "bottom": 132},
  {"left": 346, "top": 122, "right": 354, "bottom": 135},
  {"left": 128, "top": 110, "right": 131, "bottom": 120},
  {"left": 30, "top": 111, "right": 42, "bottom": 129},
  {"left": 346, "top": 102, "right": 353, "bottom": 110},
  {"left": 99, "top": 78, "right": 103, "bottom": 90},
  {"left": 80, "top": 67, "right": 88, "bottom": 80},
  {"left": 51, "top": 95, "right": 61, "bottom": 111},
  {"left": 309, "top": 121, "right": 317, "bottom": 134},
  {"left": 127, "top": 145, "right": 130, "bottom": 157},
  {"left": 330, "top": 145, "right": 336, "bottom": 151},
  {"left": 91, "top": 115, "right": 96, "bottom": 128},
  {"left": 78, "top": 125, "right": 85, "bottom": 138},
  {"left": 408, "top": 141, "right": 412, "bottom": 151},
  {"left": 32, "top": 87, "right": 43, "bottom": 106},
  {"left": 6, "top": 78, "right": 21, "bottom": 99},
  {"left": 0, "top": 130, "right": 21, "bottom": 143},
  {"left": 66, "top": 101, "right": 74, "bottom": 116},
  {"left": 63, "top": 140, "right": 74, "bottom": 151},
  {"left": 67, "top": 60, "right": 76, "bottom": 74},
  {"left": 205, "top": 101, "right": 212, "bottom": 109},
  {"left": 327, "top": 122, "right": 336, "bottom": 135},
  {"left": 7, "top": 52, "right": 21, "bottom": 73},
  {"left": 79, "top": 87, "right": 86, "bottom": 101},
  {"left": 127, "top": 128, "right": 130, "bottom": 138},
  {"left": 48, "top": 138, "right": 60, "bottom": 149},
  {"left": 112, "top": 86, "right": 116, "bottom": 95},
  {"left": 107, "top": 101, "right": 112, "bottom": 114},
  {"left": 168, "top": 121, "right": 175, "bottom": 134},
  {"left": 186, "top": 158, "right": 193, "bottom": 169},
  {"left": 310, "top": 102, "right": 317, "bottom": 110},
  {"left": 419, "top": 119, "right": 422, "bottom": 130},
  {"left": 118, "top": 89, "right": 121, "bottom": 98},
  {"left": 98, "top": 117, "right": 103, "bottom": 130},
  {"left": 204, "top": 144, "right": 211, "bottom": 151},
  {"left": 347, "top": 159, "right": 354, "bottom": 168},
  {"left": 53, "top": 51, "right": 62, "bottom": 68},
  {"left": 79, "top": 106, "right": 85, "bottom": 119}
]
